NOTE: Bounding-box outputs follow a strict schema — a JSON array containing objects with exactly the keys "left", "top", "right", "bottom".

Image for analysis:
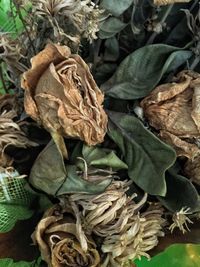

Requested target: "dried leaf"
[
  {"left": 154, "top": 0, "right": 192, "bottom": 6},
  {"left": 141, "top": 70, "right": 200, "bottom": 160},
  {"left": 21, "top": 43, "right": 108, "bottom": 148},
  {"left": 33, "top": 204, "right": 100, "bottom": 267}
]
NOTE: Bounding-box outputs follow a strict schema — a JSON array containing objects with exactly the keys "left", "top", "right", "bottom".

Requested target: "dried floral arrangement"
[{"left": 0, "top": 0, "right": 200, "bottom": 266}]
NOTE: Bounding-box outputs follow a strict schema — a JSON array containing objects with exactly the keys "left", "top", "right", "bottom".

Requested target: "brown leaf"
[
  {"left": 141, "top": 70, "right": 200, "bottom": 160},
  {"left": 21, "top": 43, "right": 108, "bottom": 148}
]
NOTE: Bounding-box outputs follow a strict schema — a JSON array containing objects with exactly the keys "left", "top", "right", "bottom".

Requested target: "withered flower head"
[
  {"left": 101, "top": 204, "right": 165, "bottom": 267},
  {"left": 169, "top": 207, "right": 193, "bottom": 234},
  {"left": 141, "top": 70, "right": 200, "bottom": 159},
  {"left": 21, "top": 43, "right": 107, "bottom": 147},
  {"left": 32, "top": 204, "right": 100, "bottom": 267},
  {"left": 154, "top": 0, "right": 192, "bottom": 6},
  {"left": 0, "top": 94, "right": 37, "bottom": 167}
]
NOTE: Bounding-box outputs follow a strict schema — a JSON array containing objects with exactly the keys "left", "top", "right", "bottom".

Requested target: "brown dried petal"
[
  {"left": 33, "top": 204, "right": 100, "bottom": 267},
  {"left": 184, "top": 155, "right": 200, "bottom": 185},
  {"left": 141, "top": 71, "right": 200, "bottom": 159},
  {"left": 21, "top": 43, "right": 107, "bottom": 146},
  {"left": 154, "top": 0, "right": 192, "bottom": 5}
]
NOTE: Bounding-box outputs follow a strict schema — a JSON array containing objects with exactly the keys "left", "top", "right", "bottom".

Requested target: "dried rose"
[
  {"left": 141, "top": 70, "right": 200, "bottom": 159},
  {"left": 21, "top": 43, "right": 107, "bottom": 152},
  {"left": 32, "top": 204, "right": 100, "bottom": 267},
  {"left": 154, "top": 0, "right": 192, "bottom": 6}
]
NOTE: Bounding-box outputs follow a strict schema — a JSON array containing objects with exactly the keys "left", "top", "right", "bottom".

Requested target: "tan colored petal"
[
  {"left": 154, "top": 0, "right": 192, "bottom": 5},
  {"left": 159, "top": 131, "right": 200, "bottom": 159},
  {"left": 184, "top": 155, "right": 200, "bottom": 185},
  {"left": 21, "top": 43, "right": 107, "bottom": 146},
  {"left": 33, "top": 204, "right": 100, "bottom": 267}
]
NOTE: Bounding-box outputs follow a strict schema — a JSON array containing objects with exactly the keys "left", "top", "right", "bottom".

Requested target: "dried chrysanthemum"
[
  {"left": 154, "top": 0, "right": 192, "bottom": 6},
  {"left": 169, "top": 207, "right": 193, "bottom": 234},
  {"left": 68, "top": 181, "right": 165, "bottom": 266},
  {"left": 32, "top": 0, "right": 103, "bottom": 44},
  {"left": 21, "top": 43, "right": 108, "bottom": 154},
  {"left": 69, "top": 180, "right": 147, "bottom": 237},
  {"left": 101, "top": 204, "right": 165, "bottom": 267},
  {"left": 0, "top": 94, "right": 37, "bottom": 167},
  {"left": 32, "top": 204, "right": 100, "bottom": 267},
  {"left": 141, "top": 70, "right": 200, "bottom": 159}
]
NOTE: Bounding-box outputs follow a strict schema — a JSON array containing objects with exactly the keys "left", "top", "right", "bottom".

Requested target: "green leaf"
[
  {"left": 0, "top": 257, "right": 42, "bottom": 267},
  {"left": 99, "top": 17, "right": 127, "bottom": 39},
  {"left": 104, "top": 37, "right": 119, "bottom": 61},
  {"left": 100, "top": 0, "right": 133, "bottom": 17},
  {"left": 56, "top": 165, "right": 111, "bottom": 195},
  {"left": 134, "top": 244, "right": 200, "bottom": 267},
  {"left": 81, "top": 145, "right": 128, "bottom": 170},
  {"left": 101, "top": 44, "right": 192, "bottom": 99},
  {"left": 29, "top": 140, "right": 67, "bottom": 196},
  {"left": 158, "top": 169, "right": 200, "bottom": 212},
  {"left": 107, "top": 111, "right": 176, "bottom": 196},
  {"left": 30, "top": 140, "right": 111, "bottom": 196}
]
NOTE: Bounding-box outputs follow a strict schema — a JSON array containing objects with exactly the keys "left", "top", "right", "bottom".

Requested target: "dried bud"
[
  {"left": 141, "top": 71, "right": 200, "bottom": 159},
  {"left": 154, "top": 0, "right": 192, "bottom": 6},
  {"left": 21, "top": 43, "right": 107, "bottom": 147},
  {"left": 32, "top": 204, "right": 100, "bottom": 267}
]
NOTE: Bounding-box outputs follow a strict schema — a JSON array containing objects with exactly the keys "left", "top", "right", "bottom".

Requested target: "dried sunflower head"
[
  {"left": 32, "top": 204, "right": 100, "bottom": 267},
  {"left": 141, "top": 70, "right": 200, "bottom": 159},
  {"left": 21, "top": 43, "right": 108, "bottom": 148}
]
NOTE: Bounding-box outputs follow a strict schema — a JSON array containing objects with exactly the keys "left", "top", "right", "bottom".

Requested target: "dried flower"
[
  {"left": 0, "top": 94, "right": 37, "bottom": 167},
  {"left": 101, "top": 204, "right": 165, "bottom": 267},
  {"left": 141, "top": 70, "right": 200, "bottom": 159},
  {"left": 68, "top": 181, "right": 165, "bottom": 266},
  {"left": 169, "top": 207, "right": 193, "bottom": 234},
  {"left": 21, "top": 43, "right": 108, "bottom": 150},
  {"left": 154, "top": 0, "right": 192, "bottom": 6},
  {"left": 32, "top": 204, "right": 100, "bottom": 267}
]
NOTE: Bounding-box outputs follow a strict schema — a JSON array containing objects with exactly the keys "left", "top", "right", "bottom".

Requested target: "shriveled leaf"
[
  {"left": 101, "top": 45, "right": 192, "bottom": 99},
  {"left": 107, "top": 111, "right": 176, "bottom": 196},
  {"left": 56, "top": 165, "right": 112, "bottom": 195},
  {"left": 100, "top": 0, "right": 133, "bottom": 17},
  {"left": 154, "top": 0, "right": 192, "bottom": 6},
  {"left": 99, "top": 18, "right": 127, "bottom": 39},
  {"left": 158, "top": 169, "right": 200, "bottom": 212}
]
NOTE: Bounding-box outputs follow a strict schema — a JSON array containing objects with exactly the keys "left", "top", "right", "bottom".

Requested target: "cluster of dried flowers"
[
  {"left": 0, "top": 0, "right": 199, "bottom": 266},
  {"left": 33, "top": 181, "right": 165, "bottom": 267}
]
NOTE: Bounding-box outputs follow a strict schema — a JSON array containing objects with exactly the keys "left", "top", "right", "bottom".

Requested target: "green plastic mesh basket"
[{"left": 0, "top": 168, "right": 34, "bottom": 233}]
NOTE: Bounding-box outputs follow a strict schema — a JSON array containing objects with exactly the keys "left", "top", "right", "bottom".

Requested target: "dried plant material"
[
  {"left": 184, "top": 155, "right": 200, "bottom": 185},
  {"left": 141, "top": 70, "right": 200, "bottom": 159},
  {"left": 154, "top": 0, "right": 192, "bottom": 6},
  {"left": 68, "top": 181, "right": 165, "bottom": 266},
  {"left": 0, "top": 33, "right": 27, "bottom": 77},
  {"left": 33, "top": 204, "right": 100, "bottom": 267},
  {"left": 32, "top": 0, "right": 103, "bottom": 44},
  {"left": 169, "top": 207, "right": 193, "bottom": 234},
  {"left": 0, "top": 95, "right": 37, "bottom": 167},
  {"left": 101, "top": 204, "right": 165, "bottom": 267},
  {"left": 21, "top": 43, "right": 108, "bottom": 147}
]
